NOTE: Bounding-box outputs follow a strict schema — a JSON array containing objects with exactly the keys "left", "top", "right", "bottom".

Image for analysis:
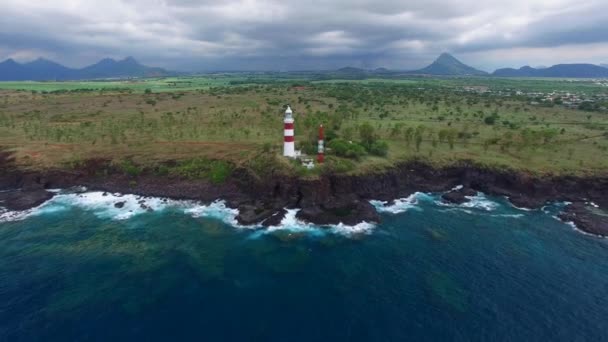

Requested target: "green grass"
[{"left": 0, "top": 75, "right": 607, "bottom": 177}]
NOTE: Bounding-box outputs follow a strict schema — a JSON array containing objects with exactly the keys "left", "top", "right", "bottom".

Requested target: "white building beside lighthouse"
[{"left": 283, "top": 106, "right": 295, "bottom": 158}]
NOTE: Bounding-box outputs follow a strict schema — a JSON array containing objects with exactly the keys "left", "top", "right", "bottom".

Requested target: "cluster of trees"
[{"left": 327, "top": 122, "right": 388, "bottom": 159}]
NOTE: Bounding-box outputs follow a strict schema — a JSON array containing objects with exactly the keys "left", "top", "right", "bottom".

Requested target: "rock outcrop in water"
[
  {"left": 559, "top": 203, "right": 608, "bottom": 237},
  {"left": 0, "top": 150, "right": 606, "bottom": 236},
  {"left": 0, "top": 189, "right": 54, "bottom": 211},
  {"left": 441, "top": 187, "right": 477, "bottom": 205}
]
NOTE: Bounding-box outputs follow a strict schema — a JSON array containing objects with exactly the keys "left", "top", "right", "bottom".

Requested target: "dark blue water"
[{"left": 1, "top": 191, "right": 607, "bottom": 341}]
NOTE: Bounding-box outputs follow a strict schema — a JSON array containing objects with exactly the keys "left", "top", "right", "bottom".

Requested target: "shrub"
[
  {"left": 328, "top": 139, "right": 366, "bottom": 159},
  {"left": 484, "top": 114, "right": 498, "bottom": 125},
  {"left": 208, "top": 161, "right": 232, "bottom": 184},
  {"left": 368, "top": 140, "right": 389, "bottom": 157},
  {"left": 119, "top": 159, "right": 142, "bottom": 177},
  {"left": 262, "top": 142, "right": 272, "bottom": 153},
  {"left": 323, "top": 157, "right": 356, "bottom": 174}
]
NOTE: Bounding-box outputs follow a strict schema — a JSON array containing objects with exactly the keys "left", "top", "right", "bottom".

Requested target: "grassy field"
[
  {"left": 0, "top": 76, "right": 259, "bottom": 93},
  {"left": 0, "top": 75, "right": 607, "bottom": 179}
]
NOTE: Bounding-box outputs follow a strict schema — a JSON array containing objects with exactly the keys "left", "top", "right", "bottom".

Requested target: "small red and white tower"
[
  {"left": 317, "top": 124, "right": 324, "bottom": 163},
  {"left": 283, "top": 106, "right": 295, "bottom": 158}
]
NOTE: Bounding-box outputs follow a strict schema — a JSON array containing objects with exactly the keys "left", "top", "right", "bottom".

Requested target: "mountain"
[
  {"left": 0, "top": 59, "right": 29, "bottom": 81},
  {"left": 23, "top": 58, "right": 74, "bottom": 80},
  {"left": 411, "top": 53, "right": 488, "bottom": 76},
  {"left": 0, "top": 57, "right": 171, "bottom": 81},
  {"left": 601, "top": 64, "right": 608, "bottom": 69},
  {"left": 493, "top": 64, "right": 608, "bottom": 78},
  {"left": 80, "top": 57, "right": 169, "bottom": 79}
]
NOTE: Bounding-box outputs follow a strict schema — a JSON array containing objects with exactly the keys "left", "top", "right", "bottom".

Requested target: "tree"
[
  {"left": 414, "top": 125, "right": 426, "bottom": 152},
  {"left": 390, "top": 123, "right": 403, "bottom": 138},
  {"left": 446, "top": 130, "right": 457, "bottom": 150},
  {"left": 404, "top": 127, "right": 414, "bottom": 147},
  {"left": 359, "top": 122, "right": 376, "bottom": 149},
  {"left": 484, "top": 114, "right": 498, "bottom": 125}
]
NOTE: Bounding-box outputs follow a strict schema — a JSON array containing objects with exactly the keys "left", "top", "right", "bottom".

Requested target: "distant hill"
[
  {"left": 601, "top": 64, "right": 608, "bottom": 69},
  {"left": 411, "top": 53, "right": 488, "bottom": 76},
  {"left": 493, "top": 64, "right": 608, "bottom": 78},
  {"left": 373, "top": 67, "right": 391, "bottom": 74},
  {"left": 0, "top": 57, "right": 171, "bottom": 81},
  {"left": 334, "top": 66, "right": 367, "bottom": 74}
]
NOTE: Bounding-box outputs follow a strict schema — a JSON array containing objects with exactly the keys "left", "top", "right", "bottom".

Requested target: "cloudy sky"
[{"left": 1, "top": 0, "right": 607, "bottom": 71}]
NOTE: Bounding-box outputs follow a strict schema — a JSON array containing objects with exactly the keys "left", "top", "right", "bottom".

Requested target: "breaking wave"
[
  {"left": 0, "top": 190, "right": 374, "bottom": 237},
  {"left": 251, "top": 209, "right": 375, "bottom": 238},
  {"left": 370, "top": 192, "right": 431, "bottom": 214},
  {"left": 459, "top": 193, "right": 499, "bottom": 211},
  {"left": 435, "top": 192, "right": 499, "bottom": 212}
]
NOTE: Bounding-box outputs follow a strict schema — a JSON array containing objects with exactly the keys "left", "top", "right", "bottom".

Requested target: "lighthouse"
[
  {"left": 283, "top": 106, "right": 295, "bottom": 158},
  {"left": 317, "top": 124, "right": 324, "bottom": 163}
]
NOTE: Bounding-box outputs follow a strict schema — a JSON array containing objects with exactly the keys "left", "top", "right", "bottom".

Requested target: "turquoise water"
[{"left": 1, "top": 191, "right": 607, "bottom": 341}]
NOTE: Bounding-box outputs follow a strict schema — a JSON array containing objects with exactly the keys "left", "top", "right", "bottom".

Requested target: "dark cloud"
[{"left": 0, "top": 0, "right": 607, "bottom": 71}]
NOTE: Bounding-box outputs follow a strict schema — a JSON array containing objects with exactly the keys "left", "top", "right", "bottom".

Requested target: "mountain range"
[
  {"left": 1, "top": 54, "right": 607, "bottom": 80},
  {"left": 493, "top": 64, "right": 608, "bottom": 78},
  {"left": 0, "top": 57, "right": 171, "bottom": 81},
  {"left": 335, "top": 53, "right": 608, "bottom": 78}
]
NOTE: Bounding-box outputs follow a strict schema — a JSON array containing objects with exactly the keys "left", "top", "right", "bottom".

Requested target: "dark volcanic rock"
[
  {"left": 559, "top": 202, "right": 608, "bottom": 237},
  {"left": 297, "top": 198, "right": 380, "bottom": 226},
  {"left": 262, "top": 208, "right": 288, "bottom": 227},
  {"left": 0, "top": 189, "right": 54, "bottom": 211},
  {"left": 114, "top": 201, "right": 126, "bottom": 209},
  {"left": 236, "top": 204, "right": 277, "bottom": 226},
  {"left": 506, "top": 194, "right": 547, "bottom": 210},
  {"left": 441, "top": 187, "right": 477, "bottom": 204}
]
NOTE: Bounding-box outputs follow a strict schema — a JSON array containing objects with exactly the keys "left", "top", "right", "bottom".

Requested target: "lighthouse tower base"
[{"left": 283, "top": 141, "right": 295, "bottom": 158}]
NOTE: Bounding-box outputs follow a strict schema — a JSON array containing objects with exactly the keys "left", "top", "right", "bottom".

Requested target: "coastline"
[{"left": 1, "top": 156, "right": 607, "bottom": 237}]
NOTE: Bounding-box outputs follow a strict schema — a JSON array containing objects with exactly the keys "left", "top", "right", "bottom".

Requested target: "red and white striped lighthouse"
[
  {"left": 283, "top": 106, "right": 295, "bottom": 158},
  {"left": 317, "top": 124, "right": 324, "bottom": 163}
]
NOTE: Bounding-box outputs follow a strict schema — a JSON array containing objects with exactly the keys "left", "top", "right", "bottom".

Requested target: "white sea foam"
[
  {"left": 184, "top": 200, "right": 247, "bottom": 228},
  {"left": 329, "top": 221, "right": 375, "bottom": 235},
  {"left": 0, "top": 191, "right": 375, "bottom": 238},
  {"left": 491, "top": 213, "right": 524, "bottom": 218},
  {"left": 258, "top": 209, "right": 375, "bottom": 237},
  {"left": 0, "top": 207, "right": 37, "bottom": 222},
  {"left": 0, "top": 191, "right": 224, "bottom": 223},
  {"left": 507, "top": 200, "right": 534, "bottom": 212},
  {"left": 51, "top": 192, "right": 173, "bottom": 220},
  {"left": 460, "top": 193, "right": 499, "bottom": 211},
  {"left": 435, "top": 192, "right": 499, "bottom": 212},
  {"left": 370, "top": 192, "right": 427, "bottom": 214}
]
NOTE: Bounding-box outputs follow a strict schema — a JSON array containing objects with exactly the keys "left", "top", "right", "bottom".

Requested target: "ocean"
[{"left": 1, "top": 190, "right": 607, "bottom": 341}]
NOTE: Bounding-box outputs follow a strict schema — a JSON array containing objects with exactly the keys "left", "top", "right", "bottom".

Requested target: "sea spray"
[
  {"left": 370, "top": 192, "right": 430, "bottom": 214},
  {"left": 0, "top": 191, "right": 375, "bottom": 237},
  {"left": 253, "top": 209, "right": 375, "bottom": 238}
]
